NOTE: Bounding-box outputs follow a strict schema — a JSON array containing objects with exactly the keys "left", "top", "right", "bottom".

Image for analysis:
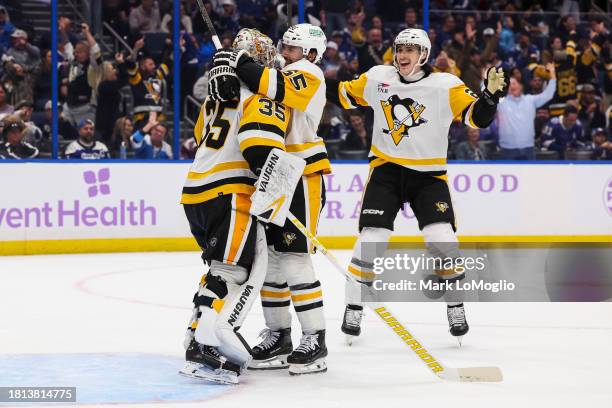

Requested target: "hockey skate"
[
  {"left": 179, "top": 339, "right": 241, "bottom": 385},
  {"left": 341, "top": 305, "right": 363, "bottom": 346},
  {"left": 287, "top": 330, "right": 328, "bottom": 376},
  {"left": 248, "top": 328, "right": 293, "bottom": 370},
  {"left": 447, "top": 303, "right": 469, "bottom": 346}
]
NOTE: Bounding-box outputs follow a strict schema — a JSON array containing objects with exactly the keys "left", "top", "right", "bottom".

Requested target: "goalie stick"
[
  {"left": 287, "top": 212, "right": 503, "bottom": 383},
  {"left": 195, "top": 0, "right": 222, "bottom": 49}
]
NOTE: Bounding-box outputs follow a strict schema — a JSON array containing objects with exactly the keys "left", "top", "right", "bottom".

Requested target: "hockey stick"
[
  {"left": 287, "top": 212, "right": 503, "bottom": 383},
  {"left": 195, "top": 0, "right": 222, "bottom": 49}
]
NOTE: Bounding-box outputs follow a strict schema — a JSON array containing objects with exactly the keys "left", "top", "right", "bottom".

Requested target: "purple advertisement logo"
[
  {"left": 0, "top": 167, "right": 158, "bottom": 229},
  {"left": 604, "top": 177, "right": 612, "bottom": 217},
  {"left": 84, "top": 168, "right": 111, "bottom": 197}
]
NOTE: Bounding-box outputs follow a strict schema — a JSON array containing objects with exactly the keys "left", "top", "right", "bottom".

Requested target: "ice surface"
[{"left": 0, "top": 251, "right": 611, "bottom": 407}]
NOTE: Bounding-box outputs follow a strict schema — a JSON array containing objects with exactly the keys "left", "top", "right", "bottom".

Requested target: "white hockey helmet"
[
  {"left": 393, "top": 28, "right": 431, "bottom": 74},
  {"left": 233, "top": 28, "right": 278, "bottom": 68},
  {"left": 282, "top": 23, "right": 327, "bottom": 64}
]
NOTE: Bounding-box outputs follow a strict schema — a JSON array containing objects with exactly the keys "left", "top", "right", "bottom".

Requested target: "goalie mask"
[
  {"left": 281, "top": 23, "right": 327, "bottom": 64},
  {"left": 233, "top": 28, "right": 279, "bottom": 68},
  {"left": 393, "top": 28, "right": 431, "bottom": 78}
]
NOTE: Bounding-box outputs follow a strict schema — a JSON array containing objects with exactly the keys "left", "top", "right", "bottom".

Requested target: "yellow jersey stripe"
[
  {"left": 304, "top": 159, "right": 332, "bottom": 175},
  {"left": 239, "top": 138, "right": 285, "bottom": 152},
  {"left": 187, "top": 161, "right": 250, "bottom": 180},
  {"left": 286, "top": 140, "right": 326, "bottom": 152},
  {"left": 348, "top": 265, "right": 375, "bottom": 280},
  {"left": 370, "top": 145, "right": 447, "bottom": 166}
]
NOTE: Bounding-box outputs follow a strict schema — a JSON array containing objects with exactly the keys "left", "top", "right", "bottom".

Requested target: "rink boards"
[{"left": 1, "top": 161, "right": 611, "bottom": 254}]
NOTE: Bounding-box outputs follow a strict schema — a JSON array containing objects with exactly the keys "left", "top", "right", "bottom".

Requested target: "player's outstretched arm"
[{"left": 325, "top": 74, "right": 370, "bottom": 110}]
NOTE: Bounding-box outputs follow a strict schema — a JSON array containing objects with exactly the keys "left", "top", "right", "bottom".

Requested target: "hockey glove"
[
  {"left": 208, "top": 65, "right": 240, "bottom": 102},
  {"left": 482, "top": 66, "right": 507, "bottom": 105},
  {"left": 212, "top": 48, "right": 250, "bottom": 69}
]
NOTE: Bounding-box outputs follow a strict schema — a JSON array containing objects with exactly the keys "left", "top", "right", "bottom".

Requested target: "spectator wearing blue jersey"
[
  {"left": 0, "top": 6, "right": 15, "bottom": 52},
  {"left": 130, "top": 114, "right": 172, "bottom": 160},
  {"left": 541, "top": 105, "right": 585, "bottom": 158},
  {"left": 64, "top": 119, "right": 110, "bottom": 159},
  {"left": 588, "top": 128, "right": 612, "bottom": 160},
  {"left": 496, "top": 63, "right": 557, "bottom": 160}
]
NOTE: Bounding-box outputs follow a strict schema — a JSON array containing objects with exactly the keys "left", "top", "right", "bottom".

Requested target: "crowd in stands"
[{"left": 0, "top": 0, "right": 610, "bottom": 161}]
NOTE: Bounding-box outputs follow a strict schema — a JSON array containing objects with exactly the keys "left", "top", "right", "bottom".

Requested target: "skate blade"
[
  {"left": 288, "top": 359, "right": 327, "bottom": 376},
  {"left": 456, "top": 336, "right": 463, "bottom": 347},
  {"left": 248, "top": 354, "right": 290, "bottom": 370},
  {"left": 179, "top": 362, "right": 239, "bottom": 385},
  {"left": 345, "top": 334, "right": 358, "bottom": 346}
]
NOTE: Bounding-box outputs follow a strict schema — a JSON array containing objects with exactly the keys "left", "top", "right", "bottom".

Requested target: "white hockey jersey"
[
  {"left": 181, "top": 85, "right": 290, "bottom": 205},
  {"left": 337, "top": 66, "right": 480, "bottom": 173},
  {"left": 255, "top": 58, "right": 330, "bottom": 175}
]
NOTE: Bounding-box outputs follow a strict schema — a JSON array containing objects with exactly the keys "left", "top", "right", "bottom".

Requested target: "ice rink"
[{"left": 1, "top": 250, "right": 611, "bottom": 408}]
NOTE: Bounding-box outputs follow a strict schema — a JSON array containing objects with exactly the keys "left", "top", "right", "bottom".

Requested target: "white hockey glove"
[
  {"left": 482, "top": 66, "right": 507, "bottom": 105},
  {"left": 250, "top": 149, "right": 306, "bottom": 226}
]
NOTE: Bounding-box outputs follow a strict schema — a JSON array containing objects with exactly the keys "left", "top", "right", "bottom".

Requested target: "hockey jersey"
[
  {"left": 64, "top": 140, "right": 110, "bottom": 159},
  {"left": 251, "top": 58, "right": 330, "bottom": 175},
  {"left": 336, "top": 66, "right": 479, "bottom": 174},
  {"left": 180, "top": 85, "right": 290, "bottom": 205}
]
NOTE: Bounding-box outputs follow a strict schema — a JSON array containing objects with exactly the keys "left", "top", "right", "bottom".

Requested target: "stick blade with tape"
[{"left": 250, "top": 149, "right": 305, "bottom": 226}]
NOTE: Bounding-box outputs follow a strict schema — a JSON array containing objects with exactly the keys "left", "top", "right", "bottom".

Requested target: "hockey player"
[
  {"left": 209, "top": 24, "right": 330, "bottom": 375},
  {"left": 179, "top": 29, "right": 293, "bottom": 385},
  {"left": 325, "top": 29, "right": 506, "bottom": 344}
]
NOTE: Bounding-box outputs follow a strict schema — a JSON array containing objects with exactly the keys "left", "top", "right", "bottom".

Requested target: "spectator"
[
  {"left": 0, "top": 6, "right": 16, "bottom": 52},
  {"left": 32, "top": 49, "right": 52, "bottom": 110},
  {"left": 60, "top": 23, "right": 102, "bottom": 127},
  {"left": 588, "top": 127, "right": 612, "bottom": 160},
  {"left": 14, "top": 100, "right": 43, "bottom": 149},
  {"left": 95, "top": 53, "right": 128, "bottom": 147},
  {"left": 320, "top": 0, "right": 349, "bottom": 36},
  {"left": 321, "top": 41, "right": 342, "bottom": 79},
  {"left": 497, "top": 63, "right": 557, "bottom": 160},
  {"left": 499, "top": 17, "right": 516, "bottom": 56},
  {"left": 577, "top": 83, "right": 605, "bottom": 135},
  {"left": 455, "top": 128, "right": 488, "bottom": 160},
  {"left": 329, "top": 30, "right": 356, "bottom": 63},
  {"left": 432, "top": 50, "right": 461, "bottom": 77},
  {"left": 370, "top": 15, "right": 393, "bottom": 44},
  {"left": 130, "top": 115, "right": 172, "bottom": 159},
  {"left": 111, "top": 116, "right": 135, "bottom": 155},
  {"left": 541, "top": 105, "right": 584, "bottom": 158},
  {"left": 181, "top": 136, "right": 197, "bottom": 159},
  {"left": 343, "top": 111, "right": 370, "bottom": 151},
  {"left": 216, "top": 0, "right": 240, "bottom": 35},
  {"left": 436, "top": 15, "right": 456, "bottom": 50},
  {"left": 129, "top": 0, "right": 162, "bottom": 35},
  {"left": 192, "top": 70, "right": 209, "bottom": 101},
  {"left": 127, "top": 37, "right": 169, "bottom": 128},
  {"left": 161, "top": 2, "right": 193, "bottom": 34},
  {"left": 355, "top": 28, "right": 389, "bottom": 73},
  {"left": 0, "top": 85, "right": 14, "bottom": 118},
  {"left": 0, "top": 115, "right": 37, "bottom": 159},
  {"left": 5, "top": 29, "right": 41, "bottom": 72},
  {"left": 64, "top": 119, "right": 110, "bottom": 159},
  {"left": 398, "top": 7, "right": 422, "bottom": 31}
]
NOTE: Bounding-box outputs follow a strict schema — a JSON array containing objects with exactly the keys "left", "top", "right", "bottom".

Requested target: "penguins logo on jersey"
[{"left": 380, "top": 95, "right": 428, "bottom": 145}]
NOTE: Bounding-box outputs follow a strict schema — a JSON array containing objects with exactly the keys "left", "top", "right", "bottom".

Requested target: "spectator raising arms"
[
  {"left": 64, "top": 119, "right": 110, "bottom": 159},
  {"left": 127, "top": 37, "right": 169, "bottom": 128},
  {"left": 497, "top": 63, "right": 557, "bottom": 160},
  {"left": 59, "top": 23, "right": 102, "bottom": 127},
  {"left": 130, "top": 113, "right": 172, "bottom": 159},
  {"left": 0, "top": 115, "right": 38, "bottom": 159}
]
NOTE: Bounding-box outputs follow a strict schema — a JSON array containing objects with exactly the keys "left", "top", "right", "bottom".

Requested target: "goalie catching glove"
[
  {"left": 482, "top": 66, "right": 507, "bottom": 105},
  {"left": 250, "top": 149, "right": 306, "bottom": 227}
]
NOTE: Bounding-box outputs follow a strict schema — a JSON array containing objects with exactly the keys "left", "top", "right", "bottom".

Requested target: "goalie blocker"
[{"left": 250, "top": 148, "right": 306, "bottom": 227}]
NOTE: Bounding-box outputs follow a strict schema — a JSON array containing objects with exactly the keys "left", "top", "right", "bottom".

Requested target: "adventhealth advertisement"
[{"left": 1, "top": 162, "right": 610, "bottom": 253}]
